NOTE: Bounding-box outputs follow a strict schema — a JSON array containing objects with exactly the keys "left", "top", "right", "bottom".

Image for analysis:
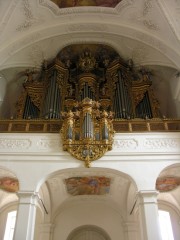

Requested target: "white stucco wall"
[
  {"left": 53, "top": 202, "right": 124, "bottom": 240},
  {"left": 0, "top": 132, "right": 179, "bottom": 191},
  {"left": 0, "top": 132, "right": 180, "bottom": 240}
]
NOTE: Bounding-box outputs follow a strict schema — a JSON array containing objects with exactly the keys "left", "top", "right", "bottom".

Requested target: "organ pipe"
[
  {"left": 43, "top": 70, "right": 61, "bottom": 119},
  {"left": 82, "top": 113, "right": 94, "bottom": 139},
  {"left": 16, "top": 46, "right": 160, "bottom": 121},
  {"left": 136, "top": 92, "right": 152, "bottom": 118},
  {"left": 23, "top": 96, "right": 39, "bottom": 119}
]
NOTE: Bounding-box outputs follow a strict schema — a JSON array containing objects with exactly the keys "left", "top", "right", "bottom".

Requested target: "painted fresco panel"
[
  {"left": 51, "top": 0, "right": 121, "bottom": 8},
  {"left": 0, "top": 177, "right": 19, "bottom": 193},
  {"left": 156, "top": 177, "right": 180, "bottom": 192},
  {"left": 65, "top": 176, "right": 111, "bottom": 195}
]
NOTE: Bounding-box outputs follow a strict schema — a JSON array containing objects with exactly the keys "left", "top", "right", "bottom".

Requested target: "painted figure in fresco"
[
  {"left": 156, "top": 177, "right": 180, "bottom": 192},
  {"left": 0, "top": 177, "right": 19, "bottom": 193},
  {"left": 51, "top": 0, "right": 121, "bottom": 8},
  {"left": 65, "top": 176, "right": 111, "bottom": 196}
]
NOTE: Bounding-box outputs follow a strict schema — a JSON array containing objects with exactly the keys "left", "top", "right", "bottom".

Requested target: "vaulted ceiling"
[{"left": 1, "top": 0, "right": 180, "bottom": 69}]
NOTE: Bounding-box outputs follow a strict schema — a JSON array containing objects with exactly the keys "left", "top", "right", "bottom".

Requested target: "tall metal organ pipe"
[
  {"left": 113, "top": 70, "right": 132, "bottom": 119},
  {"left": 80, "top": 82, "right": 95, "bottom": 100},
  {"left": 136, "top": 92, "right": 152, "bottom": 118},
  {"left": 83, "top": 113, "right": 94, "bottom": 139},
  {"left": 23, "top": 95, "right": 39, "bottom": 119},
  {"left": 42, "top": 70, "right": 61, "bottom": 119}
]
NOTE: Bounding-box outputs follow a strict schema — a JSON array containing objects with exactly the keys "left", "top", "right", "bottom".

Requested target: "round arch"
[
  {"left": 156, "top": 162, "right": 180, "bottom": 240},
  {"left": 67, "top": 225, "right": 111, "bottom": 240},
  {"left": 35, "top": 167, "right": 138, "bottom": 192},
  {"left": 0, "top": 20, "right": 179, "bottom": 69},
  {"left": 36, "top": 166, "right": 138, "bottom": 236},
  {"left": 156, "top": 163, "right": 180, "bottom": 192}
]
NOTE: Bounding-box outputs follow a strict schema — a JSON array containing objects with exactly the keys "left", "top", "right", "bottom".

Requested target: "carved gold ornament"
[
  {"left": 61, "top": 98, "right": 114, "bottom": 167},
  {"left": 78, "top": 49, "right": 96, "bottom": 72}
]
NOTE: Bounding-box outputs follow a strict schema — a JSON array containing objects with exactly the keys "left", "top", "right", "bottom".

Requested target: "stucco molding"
[
  {"left": 0, "top": 138, "right": 31, "bottom": 150},
  {"left": 0, "top": 0, "right": 20, "bottom": 37},
  {"left": 38, "top": 0, "right": 118, "bottom": 15},
  {"left": 0, "top": 22, "right": 179, "bottom": 70},
  {"left": 157, "top": 0, "right": 180, "bottom": 41},
  {"left": 144, "top": 138, "right": 180, "bottom": 149},
  {"left": 113, "top": 139, "right": 138, "bottom": 149},
  {"left": 0, "top": 133, "right": 179, "bottom": 154}
]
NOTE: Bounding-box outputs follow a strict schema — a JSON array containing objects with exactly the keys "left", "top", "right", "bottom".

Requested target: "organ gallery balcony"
[{"left": 0, "top": 118, "right": 179, "bottom": 133}]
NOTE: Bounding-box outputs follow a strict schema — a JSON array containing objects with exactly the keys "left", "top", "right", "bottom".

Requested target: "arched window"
[
  {"left": 3, "top": 210, "right": 17, "bottom": 240},
  {"left": 159, "top": 210, "right": 174, "bottom": 240}
]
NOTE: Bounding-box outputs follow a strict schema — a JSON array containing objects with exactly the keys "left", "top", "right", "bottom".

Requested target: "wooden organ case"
[{"left": 16, "top": 44, "right": 161, "bottom": 121}]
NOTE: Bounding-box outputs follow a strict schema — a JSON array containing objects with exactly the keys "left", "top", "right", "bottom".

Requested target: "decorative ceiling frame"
[{"left": 38, "top": 0, "right": 118, "bottom": 15}]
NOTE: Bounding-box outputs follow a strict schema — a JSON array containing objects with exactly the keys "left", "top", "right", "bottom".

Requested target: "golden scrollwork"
[
  {"left": 78, "top": 75, "right": 97, "bottom": 91},
  {"left": 132, "top": 91, "right": 146, "bottom": 107},
  {"left": 25, "top": 83, "right": 45, "bottom": 110},
  {"left": 78, "top": 49, "right": 96, "bottom": 72},
  {"left": 148, "top": 87, "right": 161, "bottom": 117},
  {"left": 16, "top": 89, "right": 27, "bottom": 119},
  {"left": 13, "top": 44, "right": 163, "bottom": 130},
  {"left": 61, "top": 98, "right": 114, "bottom": 167},
  {"left": 132, "top": 76, "right": 152, "bottom": 108}
]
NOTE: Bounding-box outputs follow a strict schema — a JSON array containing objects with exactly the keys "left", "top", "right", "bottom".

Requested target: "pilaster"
[
  {"left": 13, "top": 191, "right": 37, "bottom": 240},
  {"left": 124, "top": 221, "right": 138, "bottom": 240},
  {"left": 39, "top": 223, "right": 55, "bottom": 240},
  {"left": 138, "top": 190, "right": 162, "bottom": 240}
]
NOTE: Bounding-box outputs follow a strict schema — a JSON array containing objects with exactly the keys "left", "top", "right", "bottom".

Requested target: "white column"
[
  {"left": 39, "top": 223, "right": 54, "bottom": 240},
  {"left": 124, "top": 221, "right": 138, "bottom": 240},
  {"left": 13, "top": 191, "right": 37, "bottom": 240},
  {"left": 138, "top": 191, "right": 162, "bottom": 240}
]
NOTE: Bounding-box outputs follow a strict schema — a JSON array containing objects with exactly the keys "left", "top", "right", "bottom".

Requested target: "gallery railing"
[{"left": 0, "top": 118, "right": 179, "bottom": 133}]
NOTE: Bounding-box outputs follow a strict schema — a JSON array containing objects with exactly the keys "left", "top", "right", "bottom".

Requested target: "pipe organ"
[
  {"left": 16, "top": 44, "right": 161, "bottom": 121},
  {"left": 12, "top": 44, "right": 164, "bottom": 166}
]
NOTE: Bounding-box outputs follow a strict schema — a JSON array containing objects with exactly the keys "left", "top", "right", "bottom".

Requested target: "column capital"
[
  {"left": 137, "top": 190, "right": 159, "bottom": 204},
  {"left": 138, "top": 190, "right": 159, "bottom": 196},
  {"left": 17, "top": 190, "right": 36, "bottom": 196},
  {"left": 16, "top": 191, "right": 38, "bottom": 204}
]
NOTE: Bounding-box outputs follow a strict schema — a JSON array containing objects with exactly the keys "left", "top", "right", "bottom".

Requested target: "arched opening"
[
  {"left": 67, "top": 225, "right": 111, "bottom": 240},
  {"left": 37, "top": 167, "right": 138, "bottom": 240},
  {"left": 0, "top": 167, "right": 19, "bottom": 240},
  {"left": 156, "top": 164, "right": 180, "bottom": 240},
  {"left": 3, "top": 210, "right": 17, "bottom": 240},
  {"left": 158, "top": 210, "right": 174, "bottom": 240}
]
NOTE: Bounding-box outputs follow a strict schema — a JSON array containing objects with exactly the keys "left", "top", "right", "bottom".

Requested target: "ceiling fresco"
[
  {"left": 156, "top": 176, "right": 180, "bottom": 192},
  {"left": 50, "top": 0, "right": 122, "bottom": 8},
  {"left": 0, "top": 177, "right": 19, "bottom": 193},
  {"left": 65, "top": 176, "right": 111, "bottom": 195}
]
